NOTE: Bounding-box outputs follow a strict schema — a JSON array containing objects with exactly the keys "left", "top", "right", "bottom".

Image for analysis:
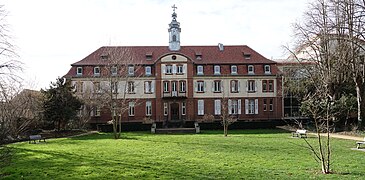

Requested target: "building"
[{"left": 65, "top": 7, "right": 283, "bottom": 129}]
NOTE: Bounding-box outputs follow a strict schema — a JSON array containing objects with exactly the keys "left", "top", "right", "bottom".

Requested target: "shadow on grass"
[{"left": 0, "top": 146, "right": 13, "bottom": 168}]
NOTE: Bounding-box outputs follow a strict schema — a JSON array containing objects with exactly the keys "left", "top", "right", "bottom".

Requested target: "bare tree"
[
  {"left": 92, "top": 47, "right": 143, "bottom": 139},
  {"left": 220, "top": 97, "right": 238, "bottom": 137}
]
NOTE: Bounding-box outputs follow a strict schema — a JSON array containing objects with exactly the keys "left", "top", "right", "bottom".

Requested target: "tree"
[
  {"left": 42, "top": 77, "right": 82, "bottom": 131},
  {"left": 220, "top": 98, "right": 238, "bottom": 137}
]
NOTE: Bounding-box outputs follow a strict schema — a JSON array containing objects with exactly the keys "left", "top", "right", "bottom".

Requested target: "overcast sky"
[{"left": 3, "top": 0, "right": 309, "bottom": 90}]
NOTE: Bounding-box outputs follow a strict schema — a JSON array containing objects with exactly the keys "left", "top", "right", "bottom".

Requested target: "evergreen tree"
[{"left": 42, "top": 77, "right": 82, "bottom": 131}]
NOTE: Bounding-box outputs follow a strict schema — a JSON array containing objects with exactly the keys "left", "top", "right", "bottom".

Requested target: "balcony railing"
[{"left": 163, "top": 91, "right": 187, "bottom": 98}]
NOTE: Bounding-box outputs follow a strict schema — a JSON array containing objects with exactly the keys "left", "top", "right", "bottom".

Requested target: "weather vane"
[{"left": 172, "top": 4, "right": 177, "bottom": 12}]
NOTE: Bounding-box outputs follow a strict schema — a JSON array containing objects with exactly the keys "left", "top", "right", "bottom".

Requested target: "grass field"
[{"left": 1, "top": 129, "right": 364, "bottom": 179}]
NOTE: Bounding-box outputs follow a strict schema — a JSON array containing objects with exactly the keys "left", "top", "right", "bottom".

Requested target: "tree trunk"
[
  {"left": 355, "top": 78, "right": 365, "bottom": 130},
  {"left": 224, "top": 124, "right": 228, "bottom": 137}
]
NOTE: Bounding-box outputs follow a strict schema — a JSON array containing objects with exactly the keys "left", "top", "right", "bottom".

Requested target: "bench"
[
  {"left": 292, "top": 129, "right": 307, "bottom": 138},
  {"left": 29, "top": 135, "right": 46, "bottom": 144},
  {"left": 356, "top": 137, "right": 365, "bottom": 149}
]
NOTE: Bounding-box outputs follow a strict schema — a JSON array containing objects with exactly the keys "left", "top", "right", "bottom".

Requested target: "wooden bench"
[
  {"left": 356, "top": 137, "right": 365, "bottom": 149},
  {"left": 292, "top": 129, "right": 307, "bottom": 138},
  {"left": 29, "top": 135, "right": 46, "bottom": 144}
]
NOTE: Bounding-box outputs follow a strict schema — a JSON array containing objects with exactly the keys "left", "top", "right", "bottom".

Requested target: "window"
[
  {"left": 228, "top": 99, "right": 241, "bottom": 115},
  {"left": 92, "top": 106, "right": 101, "bottom": 117},
  {"left": 164, "top": 103, "right": 168, "bottom": 116},
  {"left": 166, "top": 65, "right": 172, "bottom": 74},
  {"left": 111, "top": 82, "right": 118, "bottom": 93},
  {"left": 245, "top": 99, "right": 258, "bottom": 115},
  {"left": 248, "top": 65, "right": 255, "bottom": 74},
  {"left": 173, "top": 35, "right": 176, "bottom": 41},
  {"left": 93, "top": 82, "right": 101, "bottom": 93},
  {"left": 163, "top": 81, "right": 169, "bottom": 92},
  {"left": 231, "top": 65, "right": 237, "bottom": 74},
  {"left": 213, "top": 80, "right": 222, "bottom": 92},
  {"left": 247, "top": 80, "right": 256, "bottom": 92},
  {"left": 111, "top": 66, "right": 117, "bottom": 76},
  {"left": 231, "top": 80, "right": 239, "bottom": 93},
  {"left": 198, "top": 100, "right": 204, "bottom": 115},
  {"left": 128, "top": 66, "right": 134, "bottom": 76},
  {"left": 264, "top": 65, "right": 271, "bottom": 74},
  {"left": 145, "top": 81, "right": 153, "bottom": 93},
  {"left": 177, "top": 65, "right": 184, "bottom": 74},
  {"left": 128, "top": 81, "right": 135, "bottom": 93},
  {"left": 262, "top": 80, "right": 267, "bottom": 92},
  {"left": 180, "top": 81, "right": 186, "bottom": 92},
  {"left": 269, "top": 99, "right": 274, "bottom": 111},
  {"left": 94, "top": 67, "right": 100, "bottom": 76},
  {"left": 77, "top": 67, "right": 83, "bottom": 75},
  {"left": 171, "top": 81, "right": 177, "bottom": 92},
  {"left": 129, "top": 102, "right": 135, "bottom": 116},
  {"left": 75, "top": 82, "right": 84, "bottom": 93},
  {"left": 197, "top": 65, "right": 204, "bottom": 75},
  {"left": 268, "top": 80, "right": 274, "bottom": 92},
  {"left": 262, "top": 80, "right": 273, "bottom": 92},
  {"left": 263, "top": 99, "right": 267, "bottom": 111},
  {"left": 182, "top": 102, "right": 186, "bottom": 115},
  {"left": 214, "top": 99, "right": 221, "bottom": 115},
  {"left": 145, "top": 66, "right": 151, "bottom": 76},
  {"left": 146, "top": 101, "right": 152, "bottom": 116},
  {"left": 214, "top": 65, "right": 220, "bottom": 75},
  {"left": 197, "top": 81, "right": 205, "bottom": 92}
]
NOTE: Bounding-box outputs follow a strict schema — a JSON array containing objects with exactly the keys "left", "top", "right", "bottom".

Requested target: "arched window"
[{"left": 173, "top": 35, "right": 176, "bottom": 41}]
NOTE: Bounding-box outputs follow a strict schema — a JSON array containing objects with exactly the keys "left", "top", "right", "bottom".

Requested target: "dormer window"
[
  {"left": 100, "top": 53, "right": 109, "bottom": 60},
  {"left": 128, "top": 66, "right": 134, "bottom": 76},
  {"left": 94, "top": 67, "right": 100, "bottom": 76},
  {"left": 145, "top": 66, "right": 152, "bottom": 76},
  {"left": 197, "top": 65, "right": 204, "bottom": 75},
  {"left": 195, "top": 52, "right": 202, "bottom": 60},
  {"left": 214, "top": 65, "right": 221, "bottom": 75},
  {"left": 264, "top": 65, "right": 271, "bottom": 74},
  {"left": 231, "top": 65, "right": 238, "bottom": 75},
  {"left": 77, "top": 67, "right": 83, "bottom": 76},
  {"left": 146, "top": 52, "right": 153, "bottom": 60},
  {"left": 248, "top": 65, "right": 255, "bottom": 74},
  {"left": 243, "top": 53, "right": 251, "bottom": 60},
  {"left": 166, "top": 65, "right": 172, "bottom": 74}
]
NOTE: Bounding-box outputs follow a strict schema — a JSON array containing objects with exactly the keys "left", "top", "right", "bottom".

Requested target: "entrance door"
[{"left": 170, "top": 103, "right": 179, "bottom": 121}]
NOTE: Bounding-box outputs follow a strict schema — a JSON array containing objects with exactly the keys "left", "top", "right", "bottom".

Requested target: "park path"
[{"left": 309, "top": 133, "right": 363, "bottom": 141}]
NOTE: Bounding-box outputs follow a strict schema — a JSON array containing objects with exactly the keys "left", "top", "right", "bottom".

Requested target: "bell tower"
[{"left": 168, "top": 4, "right": 181, "bottom": 51}]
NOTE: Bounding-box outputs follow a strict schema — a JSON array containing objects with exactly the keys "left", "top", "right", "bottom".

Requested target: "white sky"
[{"left": 3, "top": 0, "right": 309, "bottom": 90}]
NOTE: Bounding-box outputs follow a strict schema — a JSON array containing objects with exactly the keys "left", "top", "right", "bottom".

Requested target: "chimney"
[{"left": 218, "top": 43, "right": 224, "bottom": 51}]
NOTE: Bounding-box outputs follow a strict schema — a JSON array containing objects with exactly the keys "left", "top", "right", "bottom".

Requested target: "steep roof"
[{"left": 71, "top": 45, "right": 276, "bottom": 66}]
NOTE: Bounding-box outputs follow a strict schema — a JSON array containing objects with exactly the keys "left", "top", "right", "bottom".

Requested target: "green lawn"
[{"left": 1, "top": 129, "right": 364, "bottom": 179}]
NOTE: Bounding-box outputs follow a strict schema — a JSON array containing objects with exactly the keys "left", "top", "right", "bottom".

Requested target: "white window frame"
[
  {"left": 145, "top": 66, "right": 151, "bottom": 76},
  {"left": 214, "top": 99, "right": 221, "bottom": 115},
  {"left": 145, "top": 81, "right": 153, "bottom": 94},
  {"left": 245, "top": 99, "right": 258, "bottom": 115},
  {"left": 231, "top": 80, "right": 239, "bottom": 93},
  {"left": 94, "top": 67, "right": 100, "bottom": 76},
  {"left": 231, "top": 65, "right": 237, "bottom": 74},
  {"left": 146, "top": 101, "right": 152, "bottom": 116},
  {"left": 163, "top": 81, "right": 169, "bottom": 92},
  {"left": 181, "top": 102, "right": 186, "bottom": 115},
  {"left": 269, "top": 99, "right": 274, "bottom": 111},
  {"left": 128, "top": 66, "right": 134, "bottom": 76},
  {"left": 263, "top": 99, "right": 267, "bottom": 111},
  {"left": 128, "top": 81, "right": 135, "bottom": 94},
  {"left": 197, "top": 81, "right": 205, "bottom": 92},
  {"left": 214, "top": 65, "right": 221, "bottom": 75},
  {"left": 166, "top": 65, "right": 172, "bottom": 74},
  {"left": 198, "top": 100, "right": 204, "bottom": 115},
  {"left": 213, "top": 80, "right": 221, "bottom": 92},
  {"left": 129, "top": 102, "right": 135, "bottom": 116},
  {"left": 248, "top": 80, "right": 256, "bottom": 92},
  {"left": 77, "top": 67, "right": 83, "bottom": 75},
  {"left": 248, "top": 65, "right": 255, "bottom": 74},
  {"left": 93, "top": 82, "right": 101, "bottom": 93},
  {"left": 177, "top": 65, "right": 184, "bottom": 74},
  {"left": 197, "top": 65, "right": 204, "bottom": 75},
  {"left": 264, "top": 65, "right": 271, "bottom": 74},
  {"left": 180, "top": 81, "right": 186, "bottom": 92},
  {"left": 111, "top": 66, "right": 117, "bottom": 76}
]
